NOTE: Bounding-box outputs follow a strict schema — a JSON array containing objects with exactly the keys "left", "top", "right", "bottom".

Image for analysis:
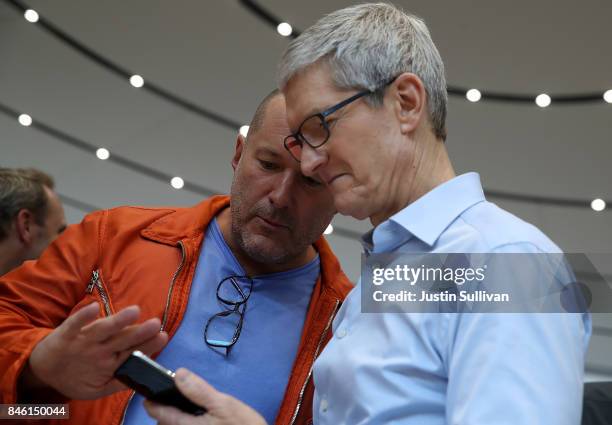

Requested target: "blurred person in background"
[{"left": 0, "top": 167, "right": 66, "bottom": 276}]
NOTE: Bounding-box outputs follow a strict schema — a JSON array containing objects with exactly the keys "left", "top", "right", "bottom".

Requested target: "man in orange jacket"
[{"left": 0, "top": 90, "right": 353, "bottom": 425}]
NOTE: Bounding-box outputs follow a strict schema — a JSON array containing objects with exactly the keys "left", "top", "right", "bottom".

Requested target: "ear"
[
  {"left": 232, "top": 134, "right": 246, "bottom": 171},
  {"left": 390, "top": 72, "right": 428, "bottom": 135},
  {"left": 15, "top": 209, "right": 35, "bottom": 245}
]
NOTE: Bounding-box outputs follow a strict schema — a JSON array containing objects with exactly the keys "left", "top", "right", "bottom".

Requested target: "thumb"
[
  {"left": 174, "top": 368, "right": 219, "bottom": 410},
  {"left": 173, "top": 369, "right": 267, "bottom": 424}
]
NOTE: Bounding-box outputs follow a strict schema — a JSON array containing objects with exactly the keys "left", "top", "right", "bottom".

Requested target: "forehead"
[
  {"left": 43, "top": 187, "right": 64, "bottom": 219},
  {"left": 246, "top": 97, "right": 304, "bottom": 171},
  {"left": 248, "top": 95, "right": 290, "bottom": 149},
  {"left": 283, "top": 63, "right": 348, "bottom": 129}
]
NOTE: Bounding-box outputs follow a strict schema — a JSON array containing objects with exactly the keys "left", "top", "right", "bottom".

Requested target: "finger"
[
  {"left": 174, "top": 368, "right": 219, "bottom": 410},
  {"left": 60, "top": 302, "right": 101, "bottom": 338},
  {"left": 80, "top": 305, "right": 141, "bottom": 342},
  {"left": 103, "top": 317, "right": 162, "bottom": 352},
  {"left": 144, "top": 400, "right": 203, "bottom": 425},
  {"left": 112, "top": 332, "right": 169, "bottom": 367},
  {"left": 136, "top": 331, "right": 169, "bottom": 357}
]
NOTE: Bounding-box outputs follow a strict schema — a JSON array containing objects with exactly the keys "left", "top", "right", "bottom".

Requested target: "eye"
[
  {"left": 325, "top": 117, "right": 341, "bottom": 131},
  {"left": 259, "top": 160, "right": 279, "bottom": 171}
]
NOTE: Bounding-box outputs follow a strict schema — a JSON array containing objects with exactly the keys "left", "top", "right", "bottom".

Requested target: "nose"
[
  {"left": 300, "top": 143, "right": 328, "bottom": 178},
  {"left": 269, "top": 170, "right": 296, "bottom": 209}
]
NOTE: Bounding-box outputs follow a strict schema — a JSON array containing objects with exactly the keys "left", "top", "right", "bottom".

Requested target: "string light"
[
  {"left": 24, "top": 9, "right": 38, "bottom": 23},
  {"left": 240, "top": 0, "right": 612, "bottom": 106},
  {"left": 18, "top": 114, "right": 32, "bottom": 126},
  {"left": 1, "top": 1, "right": 609, "bottom": 216},
  {"left": 466, "top": 89, "right": 481, "bottom": 102},
  {"left": 96, "top": 148, "right": 110, "bottom": 160},
  {"left": 591, "top": 199, "right": 606, "bottom": 212},
  {"left": 0, "top": 100, "right": 608, "bottom": 245},
  {"left": 129, "top": 75, "right": 144, "bottom": 88},
  {"left": 239, "top": 125, "right": 249, "bottom": 138},
  {"left": 5, "top": 0, "right": 608, "bottom": 129},
  {"left": 324, "top": 224, "right": 334, "bottom": 235},
  {"left": 535, "top": 94, "right": 551, "bottom": 108},
  {"left": 277, "top": 22, "right": 292, "bottom": 36},
  {"left": 171, "top": 177, "right": 184, "bottom": 189}
]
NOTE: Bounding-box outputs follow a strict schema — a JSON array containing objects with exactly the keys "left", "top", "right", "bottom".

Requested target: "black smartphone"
[{"left": 114, "top": 350, "right": 206, "bottom": 416}]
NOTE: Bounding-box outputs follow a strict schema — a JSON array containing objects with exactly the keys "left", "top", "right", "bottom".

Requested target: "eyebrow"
[
  {"left": 289, "top": 104, "right": 335, "bottom": 134},
  {"left": 299, "top": 97, "right": 357, "bottom": 127},
  {"left": 255, "top": 147, "right": 282, "bottom": 158},
  {"left": 304, "top": 103, "right": 334, "bottom": 118}
]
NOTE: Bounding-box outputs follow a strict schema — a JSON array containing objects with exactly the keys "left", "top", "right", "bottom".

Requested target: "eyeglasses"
[
  {"left": 204, "top": 275, "right": 253, "bottom": 355},
  {"left": 283, "top": 78, "right": 396, "bottom": 163}
]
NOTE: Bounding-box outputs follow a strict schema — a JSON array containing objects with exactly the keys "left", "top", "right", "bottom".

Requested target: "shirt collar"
[{"left": 362, "top": 172, "right": 486, "bottom": 252}]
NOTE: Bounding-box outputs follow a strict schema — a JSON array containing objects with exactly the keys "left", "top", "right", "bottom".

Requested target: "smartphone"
[{"left": 114, "top": 350, "right": 206, "bottom": 416}]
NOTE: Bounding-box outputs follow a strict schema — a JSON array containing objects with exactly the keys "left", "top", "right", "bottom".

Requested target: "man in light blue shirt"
[
  {"left": 312, "top": 172, "right": 591, "bottom": 424},
  {"left": 277, "top": 3, "right": 591, "bottom": 424}
]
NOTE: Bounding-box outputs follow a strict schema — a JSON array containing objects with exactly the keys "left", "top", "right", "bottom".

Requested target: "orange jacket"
[{"left": 0, "top": 195, "right": 353, "bottom": 425}]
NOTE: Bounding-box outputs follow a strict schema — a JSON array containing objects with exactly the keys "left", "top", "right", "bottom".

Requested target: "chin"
[
  {"left": 333, "top": 183, "right": 375, "bottom": 220},
  {"left": 243, "top": 235, "right": 288, "bottom": 263},
  {"left": 334, "top": 195, "right": 371, "bottom": 221}
]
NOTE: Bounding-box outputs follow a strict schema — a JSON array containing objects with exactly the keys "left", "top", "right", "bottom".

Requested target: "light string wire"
[
  {"left": 239, "top": 0, "right": 610, "bottom": 104},
  {"left": 1, "top": 0, "right": 609, "bottom": 219}
]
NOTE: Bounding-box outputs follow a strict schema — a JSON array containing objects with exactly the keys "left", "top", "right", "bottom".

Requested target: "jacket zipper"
[
  {"left": 86, "top": 270, "right": 112, "bottom": 317},
  {"left": 119, "top": 241, "right": 186, "bottom": 425},
  {"left": 161, "top": 241, "right": 186, "bottom": 331},
  {"left": 289, "top": 299, "right": 340, "bottom": 425}
]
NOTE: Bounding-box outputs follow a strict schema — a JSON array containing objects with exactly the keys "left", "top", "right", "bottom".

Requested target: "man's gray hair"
[
  {"left": 278, "top": 2, "right": 447, "bottom": 140},
  {"left": 0, "top": 168, "right": 55, "bottom": 241}
]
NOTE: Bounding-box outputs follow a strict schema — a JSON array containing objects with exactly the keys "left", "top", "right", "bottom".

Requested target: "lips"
[
  {"left": 257, "top": 215, "right": 289, "bottom": 229},
  {"left": 327, "top": 173, "right": 347, "bottom": 186}
]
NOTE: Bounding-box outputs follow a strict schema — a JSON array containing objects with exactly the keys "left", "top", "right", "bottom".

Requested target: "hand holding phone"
[
  {"left": 26, "top": 303, "right": 167, "bottom": 401},
  {"left": 114, "top": 351, "right": 206, "bottom": 416},
  {"left": 143, "top": 368, "right": 268, "bottom": 425}
]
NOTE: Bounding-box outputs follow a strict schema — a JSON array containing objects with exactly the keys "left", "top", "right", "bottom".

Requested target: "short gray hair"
[
  {"left": 278, "top": 2, "right": 447, "bottom": 140},
  {"left": 0, "top": 168, "right": 55, "bottom": 241}
]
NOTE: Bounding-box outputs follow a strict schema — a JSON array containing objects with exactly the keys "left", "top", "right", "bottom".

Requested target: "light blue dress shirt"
[{"left": 313, "top": 172, "right": 592, "bottom": 425}]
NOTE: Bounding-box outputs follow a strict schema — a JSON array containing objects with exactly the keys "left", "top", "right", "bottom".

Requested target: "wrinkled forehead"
[
  {"left": 282, "top": 63, "right": 350, "bottom": 130},
  {"left": 251, "top": 101, "right": 289, "bottom": 142},
  {"left": 246, "top": 96, "right": 294, "bottom": 161}
]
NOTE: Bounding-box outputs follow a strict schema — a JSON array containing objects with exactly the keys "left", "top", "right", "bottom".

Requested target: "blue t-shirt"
[{"left": 124, "top": 218, "right": 320, "bottom": 424}]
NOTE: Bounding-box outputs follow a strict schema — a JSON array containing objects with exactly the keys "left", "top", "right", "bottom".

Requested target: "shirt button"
[
  {"left": 336, "top": 328, "right": 347, "bottom": 339},
  {"left": 320, "top": 398, "right": 329, "bottom": 413}
]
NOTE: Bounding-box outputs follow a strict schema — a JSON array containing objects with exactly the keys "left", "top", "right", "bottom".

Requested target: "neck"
[
  {"left": 0, "top": 240, "right": 25, "bottom": 277},
  {"left": 370, "top": 131, "right": 456, "bottom": 227},
  {"left": 215, "top": 207, "right": 316, "bottom": 277}
]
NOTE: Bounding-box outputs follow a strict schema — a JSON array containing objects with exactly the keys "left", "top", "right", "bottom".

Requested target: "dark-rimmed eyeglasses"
[
  {"left": 204, "top": 275, "right": 253, "bottom": 355},
  {"left": 283, "top": 78, "right": 396, "bottom": 163}
]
